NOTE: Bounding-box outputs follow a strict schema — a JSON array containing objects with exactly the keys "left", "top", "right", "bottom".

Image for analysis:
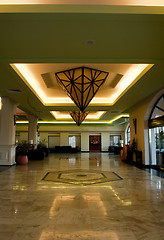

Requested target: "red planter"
[{"left": 17, "top": 155, "right": 28, "bottom": 165}]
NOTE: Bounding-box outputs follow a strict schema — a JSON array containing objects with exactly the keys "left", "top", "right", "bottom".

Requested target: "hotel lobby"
[{"left": 0, "top": 1, "right": 164, "bottom": 239}]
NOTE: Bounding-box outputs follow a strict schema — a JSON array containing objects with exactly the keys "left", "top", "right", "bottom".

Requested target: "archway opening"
[{"left": 148, "top": 94, "right": 164, "bottom": 168}]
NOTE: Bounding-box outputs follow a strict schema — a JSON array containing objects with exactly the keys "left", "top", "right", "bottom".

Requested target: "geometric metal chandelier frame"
[
  {"left": 55, "top": 66, "right": 109, "bottom": 112},
  {"left": 69, "top": 111, "right": 89, "bottom": 126}
]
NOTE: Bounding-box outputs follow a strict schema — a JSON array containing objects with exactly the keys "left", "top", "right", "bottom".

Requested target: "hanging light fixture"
[
  {"left": 55, "top": 67, "right": 109, "bottom": 112},
  {"left": 69, "top": 111, "right": 89, "bottom": 126}
]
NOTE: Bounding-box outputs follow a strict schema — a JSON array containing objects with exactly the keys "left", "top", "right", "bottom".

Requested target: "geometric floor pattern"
[
  {"left": 42, "top": 169, "right": 122, "bottom": 185},
  {"left": 1, "top": 153, "right": 164, "bottom": 240}
]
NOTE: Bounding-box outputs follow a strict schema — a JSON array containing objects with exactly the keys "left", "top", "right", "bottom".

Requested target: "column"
[
  {"left": 101, "top": 132, "right": 109, "bottom": 152},
  {"left": 81, "top": 132, "right": 89, "bottom": 152},
  {"left": 27, "top": 114, "right": 38, "bottom": 147},
  {"left": 0, "top": 97, "right": 17, "bottom": 165}
]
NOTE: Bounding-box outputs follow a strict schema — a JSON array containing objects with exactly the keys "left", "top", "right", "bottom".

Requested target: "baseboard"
[{"left": 142, "top": 165, "right": 157, "bottom": 168}]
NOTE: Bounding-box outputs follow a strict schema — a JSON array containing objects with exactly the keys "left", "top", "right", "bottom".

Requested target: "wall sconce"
[{"left": 133, "top": 118, "right": 137, "bottom": 134}]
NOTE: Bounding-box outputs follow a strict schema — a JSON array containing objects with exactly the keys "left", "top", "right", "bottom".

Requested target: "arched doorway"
[
  {"left": 125, "top": 123, "right": 130, "bottom": 145},
  {"left": 148, "top": 94, "right": 164, "bottom": 168}
]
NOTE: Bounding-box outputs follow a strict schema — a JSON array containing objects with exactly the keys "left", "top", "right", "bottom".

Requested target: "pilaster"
[{"left": 0, "top": 97, "right": 17, "bottom": 165}]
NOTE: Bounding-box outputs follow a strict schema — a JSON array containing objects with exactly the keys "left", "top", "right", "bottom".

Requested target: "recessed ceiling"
[
  {"left": 0, "top": 3, "right": 163, "bottom": 124},
  {"left": 11, "top": 63, "right": 152, "bottom": 106},
  {"left": 51, "top": 111, "right": 105, "bottom": 120}
]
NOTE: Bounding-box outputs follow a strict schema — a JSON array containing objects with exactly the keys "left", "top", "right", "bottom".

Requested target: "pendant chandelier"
[
  {"left": 55, "top": 67, "right": 109, "bottom": 112},
  {"left": 69, "top": 111, "right": 89, "bottom": 126}
]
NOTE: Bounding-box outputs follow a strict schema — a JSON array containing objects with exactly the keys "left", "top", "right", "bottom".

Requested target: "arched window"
[
  {"left": 148, "top": 94, "right": 164, "bottom": 167},
  {"left": 149, "top": 94, "right": 164, "bottom": 128},
  {"left": 127, "top": 125, "right": 130, "bottom": 145},
  {"left": 125, "top": 123, "right": 130, "bottom": 145}
]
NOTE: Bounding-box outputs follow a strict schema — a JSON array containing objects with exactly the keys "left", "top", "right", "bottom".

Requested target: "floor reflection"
[{"left": 0, "top": 152, "right": 164, "bottom": 240}]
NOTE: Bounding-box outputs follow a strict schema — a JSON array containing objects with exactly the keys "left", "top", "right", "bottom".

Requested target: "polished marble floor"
[
  {"left": 0, "top": 152, "right": 164, "bottom": 240},
  {"left": 42, "top": 169, "right": 122, "bottom": 185}
]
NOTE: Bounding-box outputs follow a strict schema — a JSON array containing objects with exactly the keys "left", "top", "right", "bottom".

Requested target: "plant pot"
[{"left": 17, "top": 155, "right": 28, "bottom": 165}]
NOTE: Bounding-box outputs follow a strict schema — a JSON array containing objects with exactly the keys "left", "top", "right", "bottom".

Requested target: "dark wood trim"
[{"left": 148, "top": 115, "right": 164, "bottom": 128}]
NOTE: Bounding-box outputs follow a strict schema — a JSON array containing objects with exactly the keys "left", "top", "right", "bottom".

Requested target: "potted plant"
[
  {"left": 37, "top": 139, "right": 47, "bottom": 149},
  {"left": 37, "top": 139, "right": 49, "bottom": 157},
  {"left": 16, "top": 140, "right": 29, "bottom": 165}
]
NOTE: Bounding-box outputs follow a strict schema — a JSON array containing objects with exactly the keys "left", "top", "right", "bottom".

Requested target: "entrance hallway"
[{"left": 0, "top": 153, "right": 164, "bottom": 240}]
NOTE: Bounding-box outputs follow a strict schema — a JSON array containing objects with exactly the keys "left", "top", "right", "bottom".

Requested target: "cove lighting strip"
[
  {"left": 0, "top": 0, "right": 164, "bottom": 6},
  {"left": 51, "top": 111, "right": 105, "bottom": 120},
  {"left": 108, "top": 114, "right": 129, "bottom": 123},
  {"left": 11, "top": 63, "right": 153, "bottom": 106},
  {"left": 16, "top": 114, "right": 129, "bottom": 124}
]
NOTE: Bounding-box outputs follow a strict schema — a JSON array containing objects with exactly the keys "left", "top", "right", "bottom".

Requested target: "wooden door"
[{"left": 89, "top": 135, "right": 101, "bottom": 152}]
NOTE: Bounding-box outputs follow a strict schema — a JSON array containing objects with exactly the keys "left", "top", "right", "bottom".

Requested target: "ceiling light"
[
  {"left": 69, "top": 111, "right": 89, "bottom": 126},
  {"left": 55, "top": 66, "right": 109, "bottom": 112},
  {"left": 51, "top": 111, "right": 105, "bottom": 120},
  {"left": 11, "top": 63, "right": 152, "bottom": 106}
]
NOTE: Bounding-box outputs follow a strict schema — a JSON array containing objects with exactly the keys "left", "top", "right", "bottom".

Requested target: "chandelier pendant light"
[
  {"left": 55, "top": 67, "right": 109, "bottom": 112},
  {"left": 69, "top": 111, "right": 89, "bottom": 126}
]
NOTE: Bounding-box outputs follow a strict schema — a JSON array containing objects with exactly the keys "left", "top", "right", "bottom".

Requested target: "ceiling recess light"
[
  {"left": 55, "top": 66, "right": 109, "bottom": 112},
  {"left": 86, "top": 40, "right": 95, "bottom": 45}
]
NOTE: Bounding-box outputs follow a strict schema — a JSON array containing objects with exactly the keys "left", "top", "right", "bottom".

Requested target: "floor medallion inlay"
[{"left": 42, "top": 169, "right": 122, "bottom": 185}]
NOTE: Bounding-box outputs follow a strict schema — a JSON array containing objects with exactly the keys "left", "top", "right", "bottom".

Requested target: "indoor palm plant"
[
  {"left": 17, "top": 140, "right": 29, "bottom": 165},
  {"left": 37, "top": 139, "right": 47, "bottom": 150},
  {"left": 37, "top": 139, "right": 49, "bottom": 157}
]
